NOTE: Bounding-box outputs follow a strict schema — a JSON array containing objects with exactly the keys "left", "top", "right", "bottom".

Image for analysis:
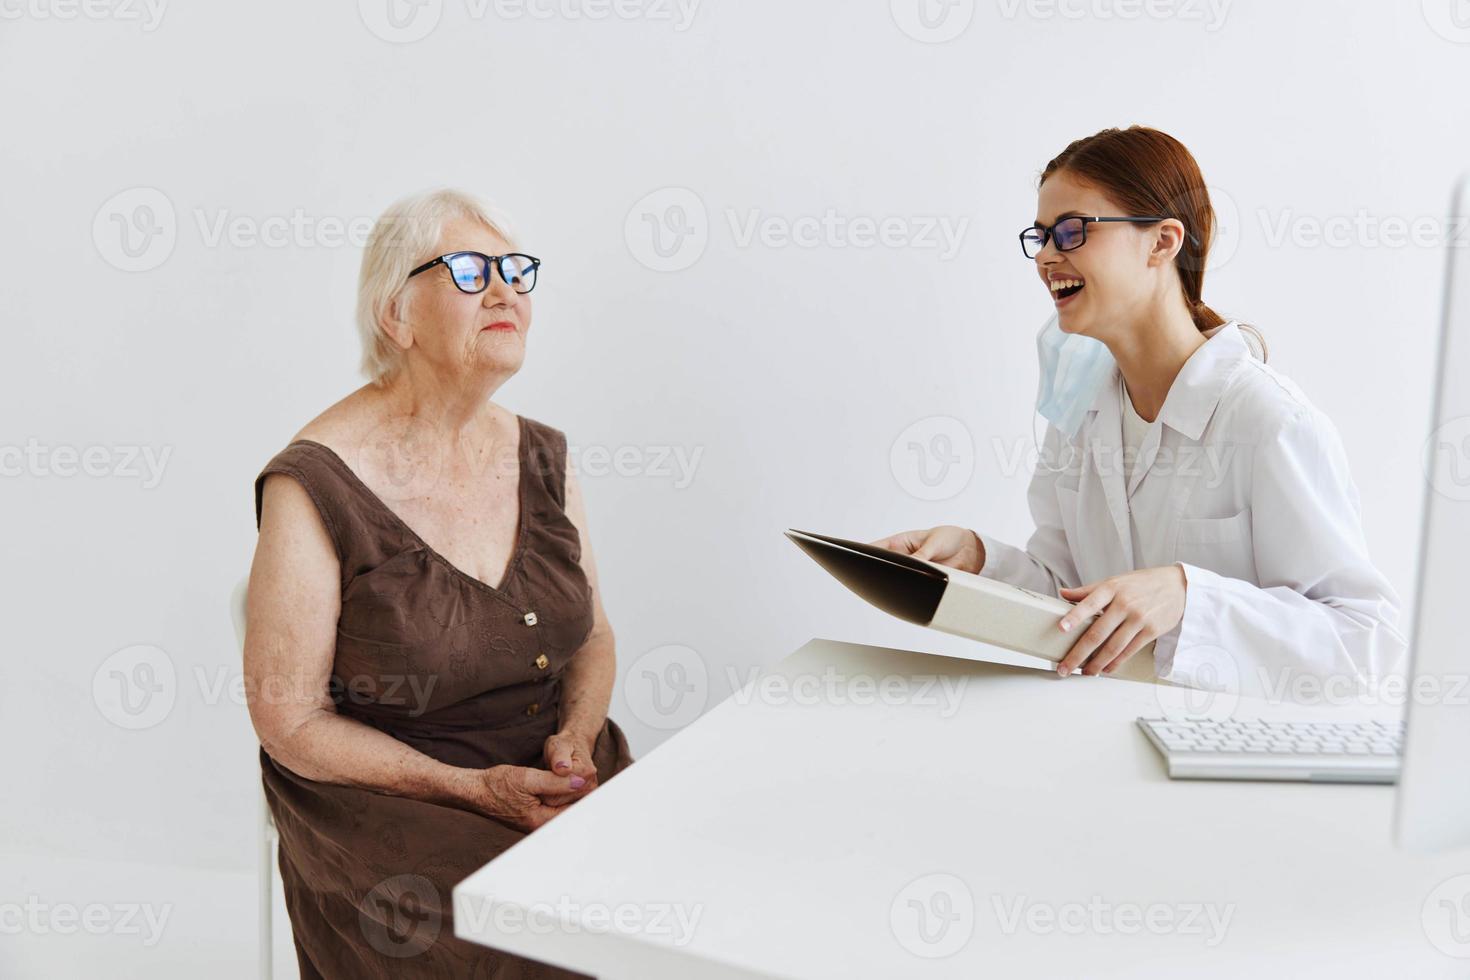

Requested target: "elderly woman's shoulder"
[{"left": 283, "top": 387, "right": 386, "bottom": 457}]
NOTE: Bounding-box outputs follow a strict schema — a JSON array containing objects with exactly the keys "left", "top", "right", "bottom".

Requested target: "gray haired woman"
[{"left": 246, "top": 188, "right": 634, "bottom": 978}]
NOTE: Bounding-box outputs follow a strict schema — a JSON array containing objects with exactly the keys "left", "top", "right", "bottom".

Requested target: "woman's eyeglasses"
[
  {"left": 1019, "top": 216, "right": 1194, "bottom": 259},
  {"left": 408, "top": 251, "right": 541, "bottom": 294}
]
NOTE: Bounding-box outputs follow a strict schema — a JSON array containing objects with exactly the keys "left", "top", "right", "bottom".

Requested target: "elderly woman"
[{"left": 246, "top": 189, "right": 634, "bottom": 978}]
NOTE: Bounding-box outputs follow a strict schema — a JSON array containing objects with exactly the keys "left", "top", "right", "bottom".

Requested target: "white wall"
[{"left": 4, "top": 0, "right": 1467, "bottom": 971}]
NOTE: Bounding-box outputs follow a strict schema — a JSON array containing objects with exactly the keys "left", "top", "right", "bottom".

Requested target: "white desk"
[{"left": 454, "top": 638, "right": 1470, "bottom": 978}]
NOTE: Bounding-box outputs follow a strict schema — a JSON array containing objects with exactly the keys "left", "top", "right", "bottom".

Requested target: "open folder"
[{"left": 785, "top": 529, "right": 1156, "bottom": 669}]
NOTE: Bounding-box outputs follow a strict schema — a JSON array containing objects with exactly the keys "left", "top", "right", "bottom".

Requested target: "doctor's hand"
[
  {"left": 869, "top": 526, "right": 985, "bottom": 575},
  {"left": 1055, "top": 565, "right": 1188, "bottom": 677}
]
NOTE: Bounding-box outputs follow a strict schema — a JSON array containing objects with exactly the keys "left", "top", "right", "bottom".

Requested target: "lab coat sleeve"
[
  {"left": 976, "top": 422, "right": 1082, "bottom": 597},
  {"left": 1160, "top": 405, "right": 1408, "bottom": 694}
]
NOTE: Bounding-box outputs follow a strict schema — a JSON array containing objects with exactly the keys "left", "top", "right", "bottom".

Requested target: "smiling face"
[
  {"left": 1032, "top": 169, "right": 1183, "bottom": 343},
  {"left": 400, "top": 215, "right": 532, "bottom": 381}
]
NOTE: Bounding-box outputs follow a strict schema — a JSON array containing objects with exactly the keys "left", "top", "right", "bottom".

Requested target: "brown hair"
[{"left": 1039, "top": 125, "right": 1266, "bottom": 359}]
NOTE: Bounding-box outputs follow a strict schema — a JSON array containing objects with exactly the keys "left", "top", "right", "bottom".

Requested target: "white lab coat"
[{"left": 978, "top": 321, "right": 1407, "bottom": 695}]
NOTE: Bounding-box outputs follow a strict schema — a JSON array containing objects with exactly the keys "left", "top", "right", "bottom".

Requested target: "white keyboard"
[{"left": 1137, "top": 717, "right": 1403, "bottom": 783}]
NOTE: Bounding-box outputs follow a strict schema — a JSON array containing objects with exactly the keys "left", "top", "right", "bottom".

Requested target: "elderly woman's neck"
[{"left": 374, "top": 363, "right": 512, "bottom": 449}]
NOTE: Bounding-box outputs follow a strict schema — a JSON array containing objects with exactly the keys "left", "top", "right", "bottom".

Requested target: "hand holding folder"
[{"left": 785, "top": 529, "right": 1157, "bottom": 670}]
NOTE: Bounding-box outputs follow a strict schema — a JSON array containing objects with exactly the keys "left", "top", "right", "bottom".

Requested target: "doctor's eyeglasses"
[
  {"left": 408, "top": 251, "right": 541, "bottom": 294},
  {"left": 1019, "top": 216, "right": 1195, "bottom": 259}
]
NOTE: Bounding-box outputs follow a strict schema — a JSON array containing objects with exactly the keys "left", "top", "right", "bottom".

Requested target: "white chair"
[{"left": 231, "top": 576, "right": 278, "bottom": 980}]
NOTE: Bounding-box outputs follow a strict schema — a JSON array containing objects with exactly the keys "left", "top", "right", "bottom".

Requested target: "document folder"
[{"left": 785, "top": 528, "right": 1156, "bottom": 667}]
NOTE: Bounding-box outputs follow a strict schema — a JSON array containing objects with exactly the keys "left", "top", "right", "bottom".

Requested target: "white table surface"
[{"left": 454, "top": 637, "right": 1470, "bottom": 978}]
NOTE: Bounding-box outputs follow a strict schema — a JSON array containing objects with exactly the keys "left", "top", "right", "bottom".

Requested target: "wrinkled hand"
[
  {"left": 1055, "top": 565, "right": 1188, "bottom": 677},
  {"left": 869, "top": 526, "right": 985, "bottom": 575},
  {"left": 464, "top": 764, "right": 588, "bottom": 832},
  {"left": 540, "top": 730, "right": 599, "bottom": 807}
]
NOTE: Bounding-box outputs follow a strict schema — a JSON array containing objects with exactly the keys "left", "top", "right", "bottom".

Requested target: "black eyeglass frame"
[
  {"left": 407, "top": 251, "right": 542, "bottom": 294},
  {"left": 1018, "top": 216, "right": 1199, "bottom": 259}
]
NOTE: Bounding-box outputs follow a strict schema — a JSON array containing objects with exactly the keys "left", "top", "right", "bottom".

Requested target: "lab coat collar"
[
  {"left": 1156, "top": 321, "right": 1248, "bottom": 442},
  {"left": 1082, "top": 320, "right": 1248, "bottom": 443},
  {"left": 1081, "top": 321, "right": 1249, "bottom": 565}
]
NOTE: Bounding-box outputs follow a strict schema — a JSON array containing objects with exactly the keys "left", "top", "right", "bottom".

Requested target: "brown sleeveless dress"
[{"left": 252, "top": 414, "right": 635, "bottom": 979}]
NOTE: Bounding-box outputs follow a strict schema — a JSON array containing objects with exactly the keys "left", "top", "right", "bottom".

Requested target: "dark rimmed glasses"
[
  {"left": 408, "top": 251, "right": 541, "bottom": 294},
  {"left": 1019, "top": 216, "right": 1196, "bottom": 259}
]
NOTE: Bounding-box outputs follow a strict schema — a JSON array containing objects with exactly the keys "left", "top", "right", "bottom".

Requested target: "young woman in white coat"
[{"left": 876, "top": 126, "right": 1405, "bottom": 693}]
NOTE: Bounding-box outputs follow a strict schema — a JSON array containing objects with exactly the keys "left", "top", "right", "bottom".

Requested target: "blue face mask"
[{"left": 1035, "top": 312, "right": 1116, "bottom": 441}]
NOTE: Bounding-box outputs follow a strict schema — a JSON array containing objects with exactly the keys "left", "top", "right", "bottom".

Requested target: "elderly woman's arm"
[
  {"left": 246, "top": 474, "right": 586, "bottom": 832},
  {"left": 540, "top": 468, "right": 618, "bottom": 793}
]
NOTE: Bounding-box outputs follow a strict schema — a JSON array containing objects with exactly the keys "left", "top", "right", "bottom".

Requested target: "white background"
[{"left": 5, "top": 0, "right": 1468, "bottom": 974}]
